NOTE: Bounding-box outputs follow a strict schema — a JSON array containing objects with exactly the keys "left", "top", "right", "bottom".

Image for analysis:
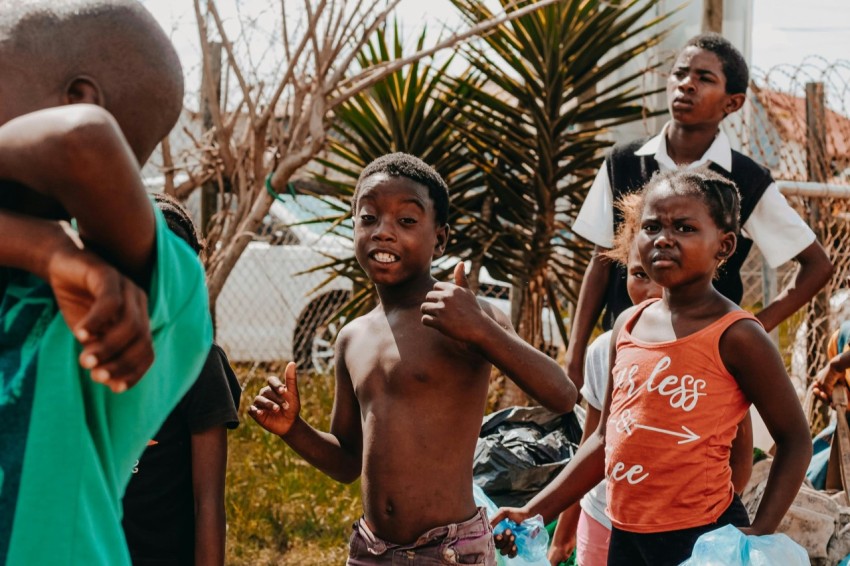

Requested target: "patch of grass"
[{"left": 226, "top": 365, "right": 360, "bottom": 565}]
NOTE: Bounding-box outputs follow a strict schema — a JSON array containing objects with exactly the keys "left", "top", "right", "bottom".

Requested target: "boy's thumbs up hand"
[
  {"left": 453, "top": 262, "right": 470, "bottom": 289},
  {"left": 249, "top": 361, "right": 302, "bottom": 436},
  {"left": 421, "top": 263, "right": 487, "bottom": 344}
]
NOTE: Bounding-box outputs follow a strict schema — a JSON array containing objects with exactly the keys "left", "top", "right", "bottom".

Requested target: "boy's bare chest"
[{"left": 344, "top": 316, "right": 482, "bottom": 396}]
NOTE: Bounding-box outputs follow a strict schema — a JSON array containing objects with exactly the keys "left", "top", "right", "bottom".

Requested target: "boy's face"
[
  {"left": 666, "top": 47, "right": 744, "bottom": 128},
  {"left": 353, "top": 174, "right": 448, "bottom": 287}
]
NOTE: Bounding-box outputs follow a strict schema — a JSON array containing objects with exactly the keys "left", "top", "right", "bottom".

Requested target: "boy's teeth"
[{"left": 374, "top": 252, "right": 397, "bottom": 263}]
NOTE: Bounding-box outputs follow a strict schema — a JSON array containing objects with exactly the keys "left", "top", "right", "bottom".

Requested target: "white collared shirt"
[{"left": 572, "top": 123, "right": 815, "bottom": 268}]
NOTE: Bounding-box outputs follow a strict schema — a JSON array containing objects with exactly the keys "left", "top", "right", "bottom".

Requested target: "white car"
[
  {"left": 215, "top": 194, "right": 353, "bottom": 369},
  {"left": 215, "top": 194, "right": 565, "bottom": 370}
]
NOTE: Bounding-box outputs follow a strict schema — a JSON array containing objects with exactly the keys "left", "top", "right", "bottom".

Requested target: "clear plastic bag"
[
  {"left": 680, "top": 524, "right": 810, "bottom": 566},
  {"left": 473, "top": 483, "right": 550, "bottom": 566}
]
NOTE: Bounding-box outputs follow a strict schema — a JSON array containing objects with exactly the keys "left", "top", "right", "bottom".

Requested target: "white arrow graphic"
[
  {"left": 633, "top": 423, "right": 700, "bottom": 444},
  {"left": 615, "top": 410, "right": 701, "bottom": 444}
]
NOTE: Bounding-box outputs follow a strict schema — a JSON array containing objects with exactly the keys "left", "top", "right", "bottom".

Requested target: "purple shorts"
[{"left": 346, "top": 507, "right": 496, "bottom": 565}]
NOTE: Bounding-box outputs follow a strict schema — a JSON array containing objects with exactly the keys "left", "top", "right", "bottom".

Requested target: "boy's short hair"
[
  {"left": 353, "top": 153, "right": 450, "bottom": 226},
  {"left": 0, "top": 0, "right": 183, "bottom": 161},
  {"left": 683, "top": 33, "right": 749, "bottom": 95}
]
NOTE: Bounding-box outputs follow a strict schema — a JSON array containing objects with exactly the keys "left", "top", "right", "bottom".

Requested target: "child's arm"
[
  {"left": 190, "top": 427, "right": 228, "bottom": 566},
  {"left": 421, "top": 263, "right": 576, "bottom": 413},
  {"left": 813, "top": 348, "right": 850, "bottom": 401},
  {"left": 0, "top": 105, "right": 156, "bottom": 285},
  {"left": 547, "top": 403, "right": 603, "bottom": 564},
  {"left": 248, "top": 339, "right": 362, "bottom": 483},
  {"left": 720, "top": 319, "right": 812, "bottom": 534},
  {"left": 548, "top": 503, "right": 580, "bottom": 566},
  {"left": 0, "top": 210, "right": 153, "bottom": 391},
  {"left": 565, "top": 246, "right": 612, "bottom": 392},
  {"left": 755, "top": 241, "right": 832, "bottom": 332}
]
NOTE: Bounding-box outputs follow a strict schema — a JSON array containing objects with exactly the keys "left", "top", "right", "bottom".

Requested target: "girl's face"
[
  {"left": 637, "top": 181, "right": 735, "bottom": 290},
  {"left": 626, "top": 244, "right": 662, "bottom": 304}
]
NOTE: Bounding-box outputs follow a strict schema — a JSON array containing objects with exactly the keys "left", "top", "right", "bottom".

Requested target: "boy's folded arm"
[
  {"left": 473, "top": 304, "right": 577, "bottom": 413},
  {"left": 755, "top": 241, "right": 833, "bottom": 332},
  {"left": 0, "top": 105, "right": 155, "bottom": 287},
  {"left": 0, "top": 210, "right": 73, "bottom": 276},
  {"left": 0, "top": 211, "right": 155, "bottom": 389}
]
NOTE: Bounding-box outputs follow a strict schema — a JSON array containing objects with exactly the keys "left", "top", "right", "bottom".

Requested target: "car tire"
[{"left": 293, "top": 290, "right": 350, "bottom": 372}]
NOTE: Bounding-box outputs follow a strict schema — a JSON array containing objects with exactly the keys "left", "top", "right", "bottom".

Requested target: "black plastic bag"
[{"left": 473, "top": 405, "right": 584, "bottom": 508}]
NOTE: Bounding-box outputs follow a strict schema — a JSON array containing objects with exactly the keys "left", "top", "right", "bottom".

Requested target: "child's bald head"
[{"left": 0, "top": 0, "right": 184, "bottom": 164}]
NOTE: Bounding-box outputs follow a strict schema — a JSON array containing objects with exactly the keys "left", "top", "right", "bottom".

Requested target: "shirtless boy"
[{"left": 250, "top": 152, "right": 576, "bottom": 565}]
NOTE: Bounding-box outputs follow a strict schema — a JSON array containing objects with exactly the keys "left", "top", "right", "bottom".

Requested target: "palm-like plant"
[
  {"left": 448, "top": 0, "right": 671, "bottom": 405},
  {"left": 312, "top": 22, "right": 483, "bottom": 317}
]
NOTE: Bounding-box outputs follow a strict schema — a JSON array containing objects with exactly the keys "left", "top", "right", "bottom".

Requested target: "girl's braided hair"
[
  {"left": 152, "top": 192, "right": 205, "bottom": 257},
  {"left": 605, "top": 168, "right": 741, "bottom": 267}
]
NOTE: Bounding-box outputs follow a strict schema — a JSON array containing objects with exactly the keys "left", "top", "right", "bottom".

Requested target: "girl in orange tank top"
[{"left": 492, "top": 169, "right": 812, "bottom": 566}]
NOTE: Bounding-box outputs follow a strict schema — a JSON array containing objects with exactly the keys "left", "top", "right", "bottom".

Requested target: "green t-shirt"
[{"left": 0, "top": 208, "right": 212, "bottom": 565}]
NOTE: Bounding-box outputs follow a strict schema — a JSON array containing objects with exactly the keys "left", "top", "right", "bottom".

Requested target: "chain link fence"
[{"left": 208, "top": 194, "right": 353, "bottom": 370}]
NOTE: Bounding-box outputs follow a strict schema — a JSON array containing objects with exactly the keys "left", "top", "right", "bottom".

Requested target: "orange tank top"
[{"left": 605, "top": 299, "right": 757, "bottom": 533}]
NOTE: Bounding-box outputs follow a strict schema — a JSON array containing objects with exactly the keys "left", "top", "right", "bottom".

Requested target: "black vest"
[{"left": 599, "top": 138, "right": 774, "bottom": 330}]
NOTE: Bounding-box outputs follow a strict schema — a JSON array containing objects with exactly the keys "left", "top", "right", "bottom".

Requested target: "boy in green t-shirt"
[{"left": 0, "top": 1, "right": 212, "bottom": 564}]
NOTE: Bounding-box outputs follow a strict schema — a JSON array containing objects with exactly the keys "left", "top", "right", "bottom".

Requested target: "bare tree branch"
[
  {"left": 258, "top": 0, "right": 327, "bottom": 128},
  {"left": 204, "top": 0, "right": 258, "bottom": 121},
  {"left": 326, "top": 0, "right": 403, "bottom": 88}
]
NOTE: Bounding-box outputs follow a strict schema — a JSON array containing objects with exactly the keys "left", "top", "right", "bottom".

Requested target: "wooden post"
[
  {"left": 826, "top": 384, "right": 850, "bottom": 498},
  {"left": 701, "top": 0, "right": 723, "bottom": 34},
  {"left": 806, "top": 82, "right": 829, "bottom": 183},
  {"left": 200, "top": 41, "right": 223, "bottom": 236},
  {"left": 806, "top": 82, "right": 832, "bottom": 432}
]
